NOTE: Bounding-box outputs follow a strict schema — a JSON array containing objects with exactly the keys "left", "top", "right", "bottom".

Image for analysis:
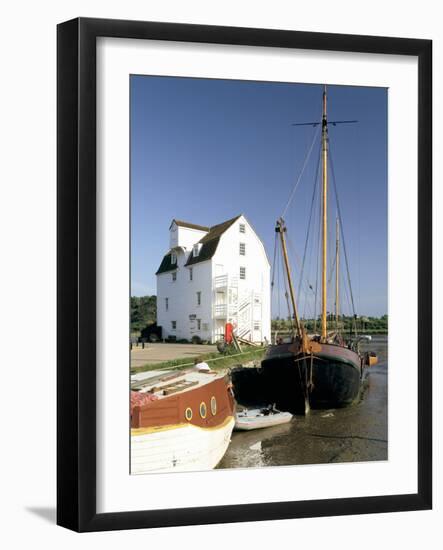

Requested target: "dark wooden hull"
[{"left": 232, "top": 342, "right": 363, "bottom": 414}]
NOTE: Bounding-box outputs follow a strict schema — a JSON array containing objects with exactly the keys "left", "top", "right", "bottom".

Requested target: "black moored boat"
[
  {"left": 241, "top": 85, "right": 377, "bottom": 415},
  {"left": 260, "top": 341, "right": 363, "bottom": 414}
]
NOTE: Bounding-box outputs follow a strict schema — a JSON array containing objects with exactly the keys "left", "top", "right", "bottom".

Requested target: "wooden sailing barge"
[{"left": 233, "top": 86, "right": 376, "bottom": 414}]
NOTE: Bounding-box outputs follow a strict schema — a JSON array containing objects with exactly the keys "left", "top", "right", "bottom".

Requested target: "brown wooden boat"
[{"left": 131, "top": 369, "right": 235, "bottom": 473}]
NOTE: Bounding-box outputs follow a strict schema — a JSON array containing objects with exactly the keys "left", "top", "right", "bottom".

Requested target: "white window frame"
[
  {"left": 196, "top": 291, "right": 202, "bottom": 306},
  {"left": 165, "top": 297, "right": 169, "bottom": 311},
  {"left": 239, "top": 223, "right": 246, "bottom": 234},
  {"left": 197, "top": 319, "right": 201, "bottom": 330},
  {"left": 240, "top": 266, "right": 246, "bottom": 280},
  {"left": 239, "top": 242, "right": 246, "bottom": 255},
  {"left": 189, "top": 267, "right": 193, "bottom": 281},
  {"left": 172, "top": 271, "right": 177, "bottom": 282},
  {"left": 171, "top": 321, "right": 177, "bottom": 330}
]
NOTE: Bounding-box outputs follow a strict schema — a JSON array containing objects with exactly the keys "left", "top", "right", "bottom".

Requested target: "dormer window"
[
  {"left": 171, "top": 252, "right": 177, "bottom": 264},
  {"left": 193, "top": 243, "right": 202, "bottom": 257},
  {"left": 239, "top": 223, "right": 246, "bottom": 234}
]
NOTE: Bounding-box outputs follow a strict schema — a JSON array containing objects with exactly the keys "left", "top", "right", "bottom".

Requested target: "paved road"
[{"left": 131, "top": 342, "right": 217, "bottom": 369}]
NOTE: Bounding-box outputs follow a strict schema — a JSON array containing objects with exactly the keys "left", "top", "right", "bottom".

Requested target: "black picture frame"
[{"left": 57, "top": 17, "right": 432, "bottom": 532}]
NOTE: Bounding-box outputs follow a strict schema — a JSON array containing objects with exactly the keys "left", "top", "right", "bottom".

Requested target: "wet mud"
[{"left": 218, "top": 336, "right": 388, "bottom": 469}]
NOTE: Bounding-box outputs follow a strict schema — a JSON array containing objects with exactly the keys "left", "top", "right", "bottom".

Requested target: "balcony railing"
[
  {"left": 214, "top": 304, "right": 228, "bottom": 317},
  {"left": 214, "top": 274, "right": 239, "bottom": 289}
]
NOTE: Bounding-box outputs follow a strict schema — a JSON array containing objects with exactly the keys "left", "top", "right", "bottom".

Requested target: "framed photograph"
[{"left": 57, "top": 17, "right": 432, "bottom": 532}]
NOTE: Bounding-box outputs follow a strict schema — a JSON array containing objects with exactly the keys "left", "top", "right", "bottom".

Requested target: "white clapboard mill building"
[{"left": 156, "top": 215, "right": 271, "bottom": 344}]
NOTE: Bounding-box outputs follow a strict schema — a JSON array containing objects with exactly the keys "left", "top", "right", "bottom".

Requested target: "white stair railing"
[{"left": 213, "top": 276, "right": 262, "bottom": 342}]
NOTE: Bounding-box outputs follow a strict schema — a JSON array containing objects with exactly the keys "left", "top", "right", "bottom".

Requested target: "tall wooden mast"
[
  {"left": 335, "top": 216, "right": 340, "bottom": 331},
  {"left": 276, "top": 218, "right": 303, "bottom": 341},
  {"left": 321, "top": 86, "right": 328, "bottom": 341}
]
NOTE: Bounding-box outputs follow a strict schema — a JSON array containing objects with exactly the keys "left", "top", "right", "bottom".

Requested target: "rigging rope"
[
  {"left": 280, "top": 245, "right": 293, "bottom": 324},
  {"left": 313, "top": 181, "right": 323, "bottom": 332},
  {"left": 341, "top": 269, "right": 352, "bottom": 319},
  {"left": 328, "top": 254, "right": 337, "bottom": 286},
  {"left": 271, "top": 231, "right": 278, "bottom": 292},
  {"left": 271, "top": 232, "right": 285, "bottom": 325},
  {"left": 276, "top": 239, "right": 282, "bottom": 320},
  {"left": 278, "top": 245, "right": 282, "bottom": 319},
  {"left": 328, "top": 143, "right": 357, "bottom": 318},
  {"left": 281, "top": 126, "right": 321, "bottom": 218},
  {"left": 286, "top": 232, "right": 316, "bottom": 316},
  {"left": 297, "top": 141, "right": 322, "bottom": 298}
]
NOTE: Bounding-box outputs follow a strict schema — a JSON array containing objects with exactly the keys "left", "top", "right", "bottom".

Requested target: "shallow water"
[{"left": 218, "top": 336, "right": 388, "bottom": 469}]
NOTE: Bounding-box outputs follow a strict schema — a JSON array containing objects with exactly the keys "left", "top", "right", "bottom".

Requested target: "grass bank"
[{"left": 131, "top": 346, "right": 266, "bottom": 374}]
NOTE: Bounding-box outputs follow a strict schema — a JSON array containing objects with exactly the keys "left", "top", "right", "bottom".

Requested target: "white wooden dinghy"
[{"left": 234, "top": 407, "right": 292, "bottom": 431}]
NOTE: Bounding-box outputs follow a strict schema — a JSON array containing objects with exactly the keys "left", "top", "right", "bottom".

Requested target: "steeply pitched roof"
[
  {"left": 170, "top": 219, "right": 210, "bottom": 232},
  {"left": 184, "top": 215, "right": 241, "bottom": 267},
  {"left": 184, "top": 238, "right": 220, "bottom": 267},
  {"left": 156, "top": 215, "right": 242, "bottom": 274},
  {"left": 155, "top": 253, "right": 177, "bottom": 275}
]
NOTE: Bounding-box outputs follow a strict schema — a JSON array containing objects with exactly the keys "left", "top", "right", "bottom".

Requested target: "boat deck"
[{"left": 131, "top": 369, "right": 224, "bottom": 399}]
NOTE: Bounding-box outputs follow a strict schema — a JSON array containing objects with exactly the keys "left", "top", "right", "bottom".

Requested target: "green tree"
[{"left": 131, "top": 295, "right": 157, "bottom": 333}]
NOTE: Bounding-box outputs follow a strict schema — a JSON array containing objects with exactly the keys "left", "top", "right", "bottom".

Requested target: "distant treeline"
[
  {"left": 130, "top": 295, "right": 387, "bottom": 335},
  {"left": 272, "top": 314, "right": 388, "bottom": 334},
  {"left": 131, "top": 295, "right": 157, "bottom": 332}
]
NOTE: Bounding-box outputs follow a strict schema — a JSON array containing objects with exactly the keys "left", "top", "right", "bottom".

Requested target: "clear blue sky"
[{"left": 131, "top": 76, "right": 387, "bottom": 317}]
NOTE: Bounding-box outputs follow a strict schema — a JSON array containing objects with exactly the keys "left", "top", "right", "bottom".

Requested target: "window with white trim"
[
  {"left": 239, "top": 242, "right": 246, "bottom": 255},
  {"left": 171, "top": 321, "right": 177, "bottom": 330},
  {"left": 254, "top": 321, "right": 261, "bottom": 331},
  {"left": 196, "top": 291, "right": 201, "bottom": 306},
  {"left": 171, "top": 252, "right": 177, "bottom": 264},
  {"left": 172, "top": 271, "right": 177, "bottom": 282},
  {"left": 189, "top": 267, "right": 193, "bottom": 281},
  {"left": 239, "top": 223, "right": 246, "bottom": 233},
  {"left": 197, "top": 319, "right": 201, "bottom": 330},
  {"left": 240, "top": 266, "right": 246, "bottom": 280},
  {"left": 165, "top": 297, "right": 169, "bottom": 311}
]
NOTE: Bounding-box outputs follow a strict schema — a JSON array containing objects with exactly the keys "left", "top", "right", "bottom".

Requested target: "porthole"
[
  {"left": 199, "top": 402, "right": 207, "bottom": 419},
  {"left": 185, "top": 407, "right": 193, "bottom": 421},
  {"left": 210, "top": 396, "right": 217, "bottom": 416}
]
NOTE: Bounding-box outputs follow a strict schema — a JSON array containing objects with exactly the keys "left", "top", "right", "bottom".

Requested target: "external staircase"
[{"left": 213, "top": 274, "right": 262, "bottom": 342}]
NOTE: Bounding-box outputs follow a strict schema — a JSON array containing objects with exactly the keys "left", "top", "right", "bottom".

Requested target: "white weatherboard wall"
[
  {"left": 169, "top": 221, "right": 208, "bottom": 249},
  {"left": 157, "top": 258, "right": 213, "bottom": 342},
  {"left": 156, "top": 215, "right": 271, "bottom": 343},
  {"left": 214, "top": 216, "right": 271, "bottom": 342}
]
